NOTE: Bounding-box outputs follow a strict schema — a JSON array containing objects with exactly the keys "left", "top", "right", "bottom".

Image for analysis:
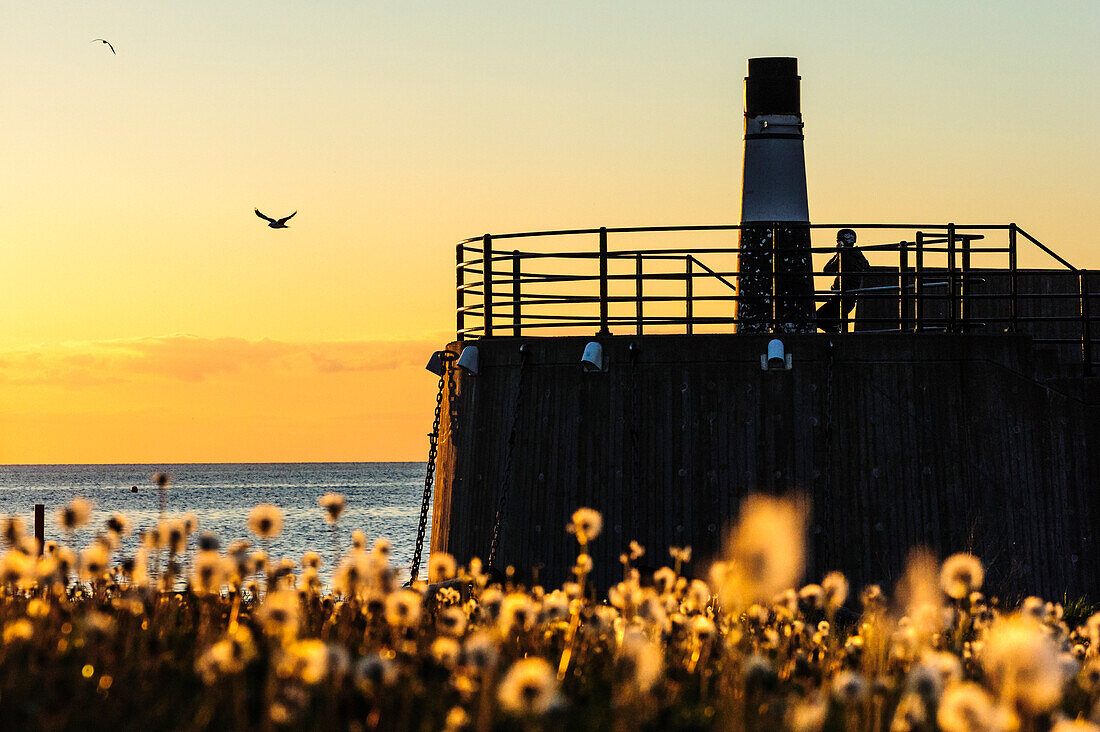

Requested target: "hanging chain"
[
  {"left": 410, "top": 352, "right": 455, "bottom": 582},
  {"left": 822, "top": 340, "right": 835, "bottom": 522},
  {"left": 488, "top": 349, "right": 528, "bottom": 568}
]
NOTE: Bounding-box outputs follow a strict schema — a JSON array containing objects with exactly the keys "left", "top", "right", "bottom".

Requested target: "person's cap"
[{"left": 837, "top": 229, "right": 857, "bottom": 245}]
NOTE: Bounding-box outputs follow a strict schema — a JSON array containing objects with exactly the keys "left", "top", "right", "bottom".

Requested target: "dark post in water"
[
  {"left": 34, "top": 503, "right": 45, "bottom": 555},
  {"left": 735, "top": 57, "right": 816, "bottom": 332}
]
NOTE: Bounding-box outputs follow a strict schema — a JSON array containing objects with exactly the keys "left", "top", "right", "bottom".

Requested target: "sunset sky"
[{"left": 2, "top": 1, "right": 1097, "bottom": 463}]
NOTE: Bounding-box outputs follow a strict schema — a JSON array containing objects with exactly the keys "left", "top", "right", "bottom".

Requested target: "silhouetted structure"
[{"left": 424, "top": 59, "right": 1098, "bottom": 597}]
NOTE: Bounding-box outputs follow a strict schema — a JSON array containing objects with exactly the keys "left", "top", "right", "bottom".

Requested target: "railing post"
[
  {"left": 914, "top": 231, "right": 924, "bottom": 331},
  {"left": 1081, "top": 269, "right": 1093, "bottom": 377},
  {"left": 456, "top": 243, "right": 465, "bottom": 339},
  {"left": 483, "top": 233, "right": 494, "bottom": 337},
  {"left": 1009, "top": 224, "right": 1019, "bottom": 332},
  {"left": 836, "top": 235, "right": 847, "bottom": 334},
  {"left": 512, "top": 250, "right": 521, "bottom": 337},
  {"left": 947, "top": 223, "right": 957, "bottom": 333},
  {"left": 685, "top": 256, "right": 694, "bottom": 335},
  {"left": 960, "top": 233, "right": 972, "bottom": 331},
  {"left": 598, "top": 227, "right": 610, "bottom": 336},
  {"left": 34, "top": 504, "right": 44, "bottom": 555},
  {"left": 635, "top": 253, "right": 643, "bottom": 335},
  {"left": 899, "top": 240, "right": 910, "bottom": 332}
]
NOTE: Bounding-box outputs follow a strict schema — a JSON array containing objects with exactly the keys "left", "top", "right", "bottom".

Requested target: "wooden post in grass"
[{"left": 34, "top": 504, "right": 44, "bottom": 555}]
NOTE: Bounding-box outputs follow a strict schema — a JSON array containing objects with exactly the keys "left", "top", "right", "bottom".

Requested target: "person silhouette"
[{"left": 816, "top": 229, "right": 870, "bottom": 333}]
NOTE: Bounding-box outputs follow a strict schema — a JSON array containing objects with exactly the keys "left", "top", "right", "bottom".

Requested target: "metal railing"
[{"left": 455, "top": 224, "right": 1096, "bottom": 375}]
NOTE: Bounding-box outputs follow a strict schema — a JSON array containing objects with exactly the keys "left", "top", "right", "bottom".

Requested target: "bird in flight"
[
  {"left": 255, "top": 209, "right": 297, "bottom": 229},
  {"left": 91, "top": 39, "right": 116, "bottom": 54}
]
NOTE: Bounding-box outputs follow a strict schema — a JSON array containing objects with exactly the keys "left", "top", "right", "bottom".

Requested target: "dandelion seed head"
[
  {"left": 191, "top": 550, "right": 225, "bottom": 595},
  {"left": 691, "top": 615, "right": 716, "bottom": 643},
  {"left": 299, "top": 551, "right": 322, "bottom": 571},
  {"left": 277, "top": 638, "right": 328, "bottom": 684},
  {"left": 57, "top": 498, "right": 93, "bottom": 532},
  {"left": 787, "top": 694, "right": 828, "bottom": 732},
  {"left": 1084, "top": 612, "right": 1100, "bottom": 648},
  {"left": 822, "top": 571, "right": 849, "bottom": 609},
  {"left": 670, "top": 545, "right": 693, "bottom": 563},
  {"left": 462, "top": 631, "right": 498, "bottom": 672},
  {"left": 620, "top": 627, "right": 663, "bottom": 693},
  {"left": 832, "top": 670, "right": 868, "bottom": 704},
  {"left": 0, "top": 550, "right": 34, "bottom": 588},
  {"left": 354, "top": 653, "right": 397, "bottom": 690},
  {"left": 430, "top": 636, "right": 461, "bottom": 668},
  {"left": 714, "top": 495, "right": 807, "bottom": 610},
  {"left": 799, "top": 584, "right": 825, "bottom": 611},
  {"left": 384, "top": 589, "right": 422, "bottom": 628},
  {"left": 429, "top": 552, "right": 457, "bottom": 582},
  {"left": 940, "top": 553, "right": 984, "bottom": 600},
  {"left": 567, "top": 508, "right": 602, "bottom": 544},
  {"left": 890, "top": 691, "right": 928, "bottom": 732},
  {"left": 983, "top": 613, "right": 1066, "bottom": 714},
  {"left": 258, "top": 590, "right": 301, "bottom": 637},
  {"left": 499, "top": 592, "right": 537, "bottom": 635},
  {"left": 78, "top": 543, "right": 110, "bottom": 582},
  {"left": 936, "top": 682, "right": 997, "bottom": 732},
  {"left": 318, "top": 492, "right": 346, "bottom": 524},
  {"left": 2, "top": 516, "right": 26, "bottom": 547},
  {"left": 156, "top": 519, "right": 188, "bottom": 555},
  {"left": 652, "top": 566, "right": 677, "bottom": 596},
  {"left": 497, "top": 657, "right": 561, "bottom": 716},
  {"left": 247, "top": 504, "right": 283, "bottom": 540}
]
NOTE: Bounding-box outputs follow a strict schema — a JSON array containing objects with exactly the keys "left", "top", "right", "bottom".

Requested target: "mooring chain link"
[
  {"left": 447, "top": 355, "right": 459, "bottom": 447},
  {"left": 488, "top": 349, "right": 528, "bottom": 568},
  {"left": 410, "top": 352, "right": 455, "bottom": 582}
]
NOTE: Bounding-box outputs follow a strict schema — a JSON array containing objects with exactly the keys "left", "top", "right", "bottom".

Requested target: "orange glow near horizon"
[{"left": 2, "top": 2, "right": 1097, "bottom": 463}]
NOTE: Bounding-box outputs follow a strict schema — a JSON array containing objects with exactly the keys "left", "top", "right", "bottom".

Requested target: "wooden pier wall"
[{"left": 431, "top": 333, "right": 1099, "bottom": 598}]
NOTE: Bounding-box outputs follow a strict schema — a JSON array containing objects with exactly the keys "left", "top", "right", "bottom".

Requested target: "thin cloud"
[{"left": 0, "top": 335, "right": 444, "bottom": 387}]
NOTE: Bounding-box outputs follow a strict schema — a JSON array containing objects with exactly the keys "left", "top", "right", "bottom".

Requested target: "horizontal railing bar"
[
  {"left": 473, "top": 272, "right": 1089, "bottom": 289},
  {"left": 458, "top": 245, "right": 1014, "bottom": 261},
  {"left": 458, "top": 223, "right": 1020, "bottom": 245}
]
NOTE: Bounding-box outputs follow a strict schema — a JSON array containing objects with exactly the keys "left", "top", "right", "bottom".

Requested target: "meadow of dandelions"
[{"left": 2, "top": 491, "right": 1100, "bottom": 731}]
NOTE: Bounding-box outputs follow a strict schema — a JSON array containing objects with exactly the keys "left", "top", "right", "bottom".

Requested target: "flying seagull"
[
  {"left": 91, "top": 39, "right": 116, "bottom": 54},
  {"left": 255, "top": 209, "right": 297, "bottom": 229}
]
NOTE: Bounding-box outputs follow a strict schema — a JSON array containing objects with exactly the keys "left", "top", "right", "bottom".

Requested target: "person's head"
[{"left": 836, "top": 229, "right": 857, "bottom": 248}]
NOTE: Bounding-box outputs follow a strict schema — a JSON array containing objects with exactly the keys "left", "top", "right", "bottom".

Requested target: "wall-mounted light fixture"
[
  {"left": 456, "top": 345, "right": 479, "bottom": 375},
  {"left": 425, "top": 350, "right": 446, "bottom": 376},
  {"left": 761, "top": 338, "right": 792, "bottom": 371},
  {"left": 581, "top": 341, "right": 606, "bottom": 372}
]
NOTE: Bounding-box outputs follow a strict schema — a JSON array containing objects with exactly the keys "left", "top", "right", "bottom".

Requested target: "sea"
[{"left": 0, "top": 463, "right": 427, "bottom": 582}]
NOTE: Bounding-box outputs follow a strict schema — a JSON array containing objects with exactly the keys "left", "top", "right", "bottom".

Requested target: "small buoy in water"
[{"left": 130, "top": 486, "right": 138, "bottom": 493}]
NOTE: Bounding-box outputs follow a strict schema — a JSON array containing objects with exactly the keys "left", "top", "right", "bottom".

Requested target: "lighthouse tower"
[{"left": 735, "top": 57, "right": 816, "bottom": 332}]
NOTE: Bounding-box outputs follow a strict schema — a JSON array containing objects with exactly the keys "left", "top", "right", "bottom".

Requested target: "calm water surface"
[{"left": 0, "top": 463, "right": 427, "bottom": 580}]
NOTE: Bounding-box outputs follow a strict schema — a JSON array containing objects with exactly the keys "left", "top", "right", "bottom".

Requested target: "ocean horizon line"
[{"left": 0, "top": 460, "right": 426, "bottom": 468}]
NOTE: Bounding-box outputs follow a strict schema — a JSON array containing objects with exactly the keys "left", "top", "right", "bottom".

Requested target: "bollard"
[{"left": 35, "top": 503, "right": 45, "bottom": 555}]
